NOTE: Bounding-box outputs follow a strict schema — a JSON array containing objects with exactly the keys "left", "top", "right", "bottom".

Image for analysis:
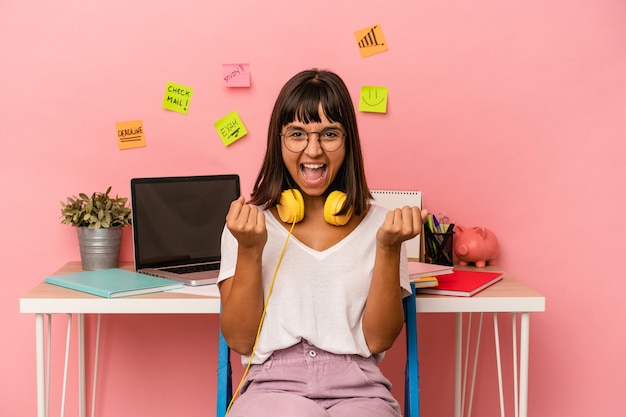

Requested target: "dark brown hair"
[{"left": 249, "top": 69, "right": 371, "bottom": 215}]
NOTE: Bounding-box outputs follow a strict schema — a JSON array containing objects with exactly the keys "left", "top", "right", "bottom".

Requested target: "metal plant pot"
[{"left": 76, "top": 227, "right": 123, "bottom": 270}]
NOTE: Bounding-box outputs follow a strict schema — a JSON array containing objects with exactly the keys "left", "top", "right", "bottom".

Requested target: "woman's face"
[{"left": 281, "top": 106, "right": 346, "bottom": 198}]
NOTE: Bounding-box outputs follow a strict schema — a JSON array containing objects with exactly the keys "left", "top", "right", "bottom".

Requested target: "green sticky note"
[
  {"left": 214, "top": 111, "right": 248, "bottom": 146},
  {"left": 163, "top": 82, "right": 194, "bottom": 114},
  {"left": 359, "top": 86, "right": 388, "bottom": 113}
]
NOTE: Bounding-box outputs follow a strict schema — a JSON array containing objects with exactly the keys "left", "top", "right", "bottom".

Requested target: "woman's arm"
[
  {"left": 362, "top": 206, "right": 425, "bottom": 353},
  {"left": 218, "top": 196, "right": 267, "bottom": 355}
]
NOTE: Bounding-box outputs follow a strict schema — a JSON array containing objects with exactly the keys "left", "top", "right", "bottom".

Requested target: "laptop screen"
[{"left": 131, "top": 175, "right": 240, "bottom": 269}]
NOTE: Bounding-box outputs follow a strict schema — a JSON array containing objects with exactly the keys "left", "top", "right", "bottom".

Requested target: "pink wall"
[{"left": 2, "top": 0, "right": 625, "bottom": 416}]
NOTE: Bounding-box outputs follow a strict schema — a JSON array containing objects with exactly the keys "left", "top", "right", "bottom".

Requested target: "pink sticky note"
[{"left": 223, "top": 64, "right": 251, "bottom": 87}]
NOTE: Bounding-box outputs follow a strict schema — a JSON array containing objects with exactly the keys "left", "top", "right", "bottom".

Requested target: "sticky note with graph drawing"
[
  {"left": 359, "top": 86, "right": 388, "bottom": 113},
  {"left": 354, "top": 24, "right": 388, "bottom": 58}
]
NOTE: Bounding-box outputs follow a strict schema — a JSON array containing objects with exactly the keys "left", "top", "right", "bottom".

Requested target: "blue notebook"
[{"left": 45, "top": 268, "right": 184, "bottom": 298}]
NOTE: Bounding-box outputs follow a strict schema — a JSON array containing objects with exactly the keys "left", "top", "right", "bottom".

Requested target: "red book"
[{"left": 415, "top": 269, "right": 503, "bottom": 297}]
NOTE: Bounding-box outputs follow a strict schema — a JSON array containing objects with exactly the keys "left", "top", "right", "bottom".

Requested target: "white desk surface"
[
  {"left": 20, "top": 262, "right": 545, "bottom": 315},
  {"left": 20, "top": 262, "right": 222, "bottom": 314}
]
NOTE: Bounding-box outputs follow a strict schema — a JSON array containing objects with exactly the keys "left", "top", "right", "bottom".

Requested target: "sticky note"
[
  {"left": 223, "top": 64, "right": 251, "bottom": 87},
  {"left": 214, "top": 111, "right": 248, "bottom": 146},
  {"left": 162, "top": 82, "right": 193, "bottom": 114},
  {"left": 354, "top": 24, "right": 388, "bottom": 58},
  {"left": 116, "top": 120, "right": 146, "bottom": 150},
  {"left": 359, "top": 86, "right": 388, "bottom": 113}
]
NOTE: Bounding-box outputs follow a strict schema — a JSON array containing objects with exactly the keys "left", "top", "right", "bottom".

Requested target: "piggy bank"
[{"left": 453, "top": 225, "right": 499, "bottom": 267}]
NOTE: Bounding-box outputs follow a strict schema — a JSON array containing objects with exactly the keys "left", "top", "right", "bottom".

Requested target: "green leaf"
[{"left": 60, "top": 187, "right": 131, "bottom": 227}]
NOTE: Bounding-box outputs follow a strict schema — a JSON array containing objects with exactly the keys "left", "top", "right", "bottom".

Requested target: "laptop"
[{"left": 130, "top": 175, "right": 240, "bottom": 286}]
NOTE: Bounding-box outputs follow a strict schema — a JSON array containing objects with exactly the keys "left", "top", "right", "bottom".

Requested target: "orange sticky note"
[
  {"left": 354, "top": 24, "right": 388, "bottom": 58},
  {"left": 116, "top": 120, "right": 146, "bottom": 150}
]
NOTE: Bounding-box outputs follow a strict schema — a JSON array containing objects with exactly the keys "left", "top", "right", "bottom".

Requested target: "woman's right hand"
[
  {"left": 220, "top": 196, "right": 267, "bottom": 355},
  {"left": 226, "top": 196, "right": 267, "bottom": 251}
]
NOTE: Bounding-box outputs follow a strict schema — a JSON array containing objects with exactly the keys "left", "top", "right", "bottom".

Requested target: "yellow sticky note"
[
  {"left": 359, "top": 86, "right": 388, "bottom": 113},
  {"left": 116, "top": 120, "right": 146, "bottom": 150},
  {"left": 163, "top": 82, "right": 193, "bottom": 114},
  {"left": 214, "top": 111, "right": 248, "bottom": 146},
  {"left": 354, "top": 24, "right": 388, "bottom": 58}
]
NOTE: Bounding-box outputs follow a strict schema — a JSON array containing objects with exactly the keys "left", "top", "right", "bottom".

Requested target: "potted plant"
[{"left": 60, "top": 186, "right": 132, "bottom": 270}]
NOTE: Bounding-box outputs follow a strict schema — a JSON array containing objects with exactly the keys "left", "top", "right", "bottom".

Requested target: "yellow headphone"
[{"left": 277, "top": 189, "right": 353, "bottom": 226}]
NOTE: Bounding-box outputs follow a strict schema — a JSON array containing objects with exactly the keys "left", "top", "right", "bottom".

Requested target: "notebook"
[
  {"left": 45, "top": 268, "right": 184, "bottom": 298},
  {"left": 130, "top": 175, "right": 240, "bottom": 286}
]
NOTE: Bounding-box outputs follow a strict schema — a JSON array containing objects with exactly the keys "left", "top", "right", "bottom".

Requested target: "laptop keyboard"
[{"left": 162, "top": 263, "right": 220, "bottom": 274}]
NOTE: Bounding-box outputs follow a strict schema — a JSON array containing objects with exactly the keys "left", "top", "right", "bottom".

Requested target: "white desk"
[{"left": 20, "top": 262, "right": 545, "bottom": 417}]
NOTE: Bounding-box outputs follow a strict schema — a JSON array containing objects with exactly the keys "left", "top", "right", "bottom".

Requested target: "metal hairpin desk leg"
[
  {"left": 35, "top": 314, "right": 46, "bottom": 417},
  {"left": 454, "top": 313, "right": 462, "bottom": 417},
  {"left": 519, "top": 313, "right": 530, "bottom": 417},
  {"left": 78, "top": 313, "right": 86, "bottom": 417}
]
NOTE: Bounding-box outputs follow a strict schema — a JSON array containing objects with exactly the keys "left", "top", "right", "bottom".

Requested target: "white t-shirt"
[{"left": 217, "top": 203, "right": 412, "bottom": 365}]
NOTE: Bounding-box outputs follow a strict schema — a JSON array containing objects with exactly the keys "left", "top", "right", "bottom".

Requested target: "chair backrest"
[
  {"left": 216, "top": 282, "right": 420, "bottom": 417},
  {"left": 403, "top": 283, "right": 420, "bottom": 417},
  {"left": 216, "top": 328, "right": 232, "bottom": 417}
]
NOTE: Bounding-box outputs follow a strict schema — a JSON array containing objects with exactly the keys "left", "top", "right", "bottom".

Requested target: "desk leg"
[
  {"left": 493, "top": 313, "right": 505, "bottom": 417},
  {"left": 36, "top": 314, "right": 45, "bottom": 417},
  {"left": 453, "top": 312, "right": 532, "bottom": 417},
  {"left": 454, "top": 313, "right": 462, "bottom": 417},
  {"left": 78, "top": 314, "right": 86, "bottom": 417},
  {"left": 519, "top": 313, "right": 530, "bottom": 417}
]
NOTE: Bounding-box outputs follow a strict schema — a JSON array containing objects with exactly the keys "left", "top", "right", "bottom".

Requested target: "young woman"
[{"left": 218, "top": 69, "right": 426, "bottom": 417}]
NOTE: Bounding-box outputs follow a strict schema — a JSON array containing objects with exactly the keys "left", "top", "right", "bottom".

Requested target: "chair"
[{"left": 216, "top": 283, "right": 420, "bottom": 417}]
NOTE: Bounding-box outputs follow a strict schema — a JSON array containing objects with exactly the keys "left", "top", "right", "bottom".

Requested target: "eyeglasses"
[{"left": 280, "top": 127, "right": 345, "bottom": 153}]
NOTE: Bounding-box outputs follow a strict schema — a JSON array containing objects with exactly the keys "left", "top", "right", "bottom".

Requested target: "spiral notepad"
[{"left": 371, "top": 190, "right": 422, "bottom": 259}]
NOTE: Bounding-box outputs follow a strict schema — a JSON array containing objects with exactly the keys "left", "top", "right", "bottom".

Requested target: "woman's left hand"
[{"left": 376, "top": 206, "right": 428, "bottom": 250}]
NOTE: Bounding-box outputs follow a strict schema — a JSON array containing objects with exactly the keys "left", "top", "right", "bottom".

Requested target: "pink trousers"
[{"left": 227, "top": 340, "right": 402, "bottom": 417}]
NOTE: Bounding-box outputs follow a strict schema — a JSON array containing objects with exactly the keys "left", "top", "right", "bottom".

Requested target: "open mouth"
[{"left": 301, "top": 163, "right": 327, "bottom": 185}]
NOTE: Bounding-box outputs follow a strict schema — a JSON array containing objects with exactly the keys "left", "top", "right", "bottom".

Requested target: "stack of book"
[
  {"left": 414, "top": 269, "right": 503, "bottom": 297},
  {"left": 408, "top": 262, "right": 504, "bottom": 296},
  {"left": 408, "top": 261, "right": 453, "bottom": 288}
]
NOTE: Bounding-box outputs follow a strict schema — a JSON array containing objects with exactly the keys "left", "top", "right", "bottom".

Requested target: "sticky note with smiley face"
[{"left": 359, "top": 86, "right": 388, "bottom": 113}]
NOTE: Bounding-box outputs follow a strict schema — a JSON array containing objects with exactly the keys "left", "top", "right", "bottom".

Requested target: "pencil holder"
[{"left": 424, "top": 227, "right": 454, "bottom": 266}]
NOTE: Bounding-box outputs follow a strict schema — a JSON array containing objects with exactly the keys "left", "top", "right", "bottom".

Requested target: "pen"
[
  {"left": 427, "top": 214, "right": 435, "bottom": 233},
  {"left": 432, "top": 215, "right": 441, "bottom": 233}
]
